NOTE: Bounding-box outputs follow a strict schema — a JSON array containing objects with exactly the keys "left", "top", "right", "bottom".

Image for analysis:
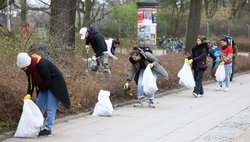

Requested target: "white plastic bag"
[
  {"left": 142, "top": 65, "right": 158, "bottom": 95},
  {"left": 215, "top": 64, "right": 225, "bottom": 82},
  {"left": 177, "top": 61, "right": 195, "bottom": 89},
  {"left": 92, "top": 90, "right": 113, "bottom": 117},
  {"left": 14, "top": 100, "right": 44, "bottom": 138}
]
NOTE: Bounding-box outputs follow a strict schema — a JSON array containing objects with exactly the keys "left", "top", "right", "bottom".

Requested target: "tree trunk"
[
  {"left": 50, "top": 0, "right": 76, "bottom": 48},
  {"left": 77, "top": 0, "right": 81, "bottom": 30},
  {"left": 185, "top": 0, "right": 202, "bottom": 52},
  {"left": 20, "top": 0, "right": 27, "bottom": 26},
  {"left": 83, "top": 0, "right": 92, "bottom": 27}
]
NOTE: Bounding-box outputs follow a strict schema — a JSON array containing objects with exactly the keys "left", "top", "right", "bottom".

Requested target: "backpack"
[
  {"left": 28, "top": 44, "right": 52, "bottom": 61},
  {"left": 138, "top": 44, "right": 153, "bottom": 54}
]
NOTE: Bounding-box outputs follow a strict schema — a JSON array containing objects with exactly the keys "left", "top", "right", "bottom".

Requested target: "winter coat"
[
  {"left": 127, "top": 49, "right": 169, "bottom": 84},
  {"left": 25, "top": 55, "right": 70, "bottom": 109},
  {"left": 85, "top": 27, "right": 108, "bottom": 57},
  {"left": 190, "top": 42, "right": 209, "bottom": 71}
]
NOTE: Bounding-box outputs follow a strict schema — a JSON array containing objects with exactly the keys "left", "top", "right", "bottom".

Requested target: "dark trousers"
[{"left": 193, "top": 70, "right": 204, "bottom": 95}]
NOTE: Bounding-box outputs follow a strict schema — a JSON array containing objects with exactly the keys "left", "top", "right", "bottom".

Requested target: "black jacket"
[
  {"left": 190, "top": 42, "right": 209, "bottom": 71},
  {"left": 85, "top": 27, "right": 108, "bottom": 57},
  {"left": 28, "top": 58, "right": 71, "bottom": 109}
]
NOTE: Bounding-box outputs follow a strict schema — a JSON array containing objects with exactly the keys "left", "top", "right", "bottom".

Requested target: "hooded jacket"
[
  {"left": 127, "top": 49, "right": 169, "bottom": 84},
  {"left": 85, "top": 27, "right": 108, "bottom": 57}
]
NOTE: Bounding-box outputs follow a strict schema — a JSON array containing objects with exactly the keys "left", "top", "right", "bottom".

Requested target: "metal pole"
[
  {"left": 227, "top": 23, "right": 230, "bottom": 36},
  {"left": 206, "top": 22, "right": 209, "bottom": 37},
  {"left": 247, "top": 24, "right": 249, "bottom": 39},
  {"left": 7, "top": 0, "right": 11, "bottom": 31},
  {"left": 185, "top": 22, "right": 188, "bottom": 37}
]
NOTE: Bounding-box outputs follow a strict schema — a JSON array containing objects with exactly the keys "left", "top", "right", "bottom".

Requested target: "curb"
[{"left": 1, "top": 71, "right": 250, "bottom": 141}]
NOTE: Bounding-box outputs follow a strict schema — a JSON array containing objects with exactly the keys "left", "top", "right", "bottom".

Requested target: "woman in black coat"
[
  {"left": 187, "top": 35, "right": 209, "bottom": 97},
  {"left": 17, "top": 52, "right": 70, "bottom": 136}
]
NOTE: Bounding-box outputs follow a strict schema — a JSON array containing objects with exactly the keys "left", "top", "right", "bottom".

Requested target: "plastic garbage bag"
[
  {"left": 215, "top": 64, "right": 225, "bottom": 82},
  {"left": 142, "top": 65, "right": 158, "bottom": 95},
  {"left": 14, "top": 100, "right": 44, "bottom": 138},
  {"left": 92, "top": 90, "right": 113, "bottom": 117},
  {"left": 177, "top": 61, "right": 195, "bottom": 89}
]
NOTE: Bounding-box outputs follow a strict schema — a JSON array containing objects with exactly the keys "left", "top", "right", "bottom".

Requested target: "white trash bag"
[
  {"left": 14, "top": 100, "right": 44, "bottom": 138},
  {"left": 215, "top": 64, "right": 225, "bottom": 82},
  {"left": 92, "top": 90, "right": 113, "bottom": 117},
  {"left": 177, "top": 61, "right": 195, "bottom": 89},
  {"left": 142, "top": 65, "right": 158, "bottom": 95}
]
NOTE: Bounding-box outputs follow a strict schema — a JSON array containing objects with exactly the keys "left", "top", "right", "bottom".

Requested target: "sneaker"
[
  {"left": 224, "top": 88, "right": 229, "bottom": 92},
  {"left": 216, "top": 87, "right": 223, "bottom": 91},
  {"left": 198, "top": 94, "right": 203, "bottom": 97},
  {"left": 148, "top": 100, "right": 156, "bottom": 108},
  {"left": 133, "top": 102, "right": 143, "bottom": 108},
  {"left": 192, "top": 92, "right": 198, "bottom": 98},
  {"left": 38, "top": 129, "right": 52, "bottom": 136}
]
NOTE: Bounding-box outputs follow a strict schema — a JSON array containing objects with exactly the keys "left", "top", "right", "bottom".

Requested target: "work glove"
[
  {"left": 217, "top": 56, "right": 221, "bottom": 61},
  {"left": 220, "top": 61, "right": 225, "bottom": 65},
  {"left": 148, "top": 63, "right": 153, "bottom": 69},
  {"left": 91, "top": 57, "right": 96, "bottom": 61},
  {"left": 23, "top": 94, "right": 31, "bottom": 101},
  {"left": 85, "top": 45, "right": 90, "bottom": 51},
  {"left": 185, "top": 59, "right": 193, "bottom": 65},
  {"left": 123, "top": 82, "right": 129, "bottom": 90}
]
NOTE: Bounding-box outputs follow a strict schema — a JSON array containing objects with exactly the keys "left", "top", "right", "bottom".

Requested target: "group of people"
[
  {"left": 16, "top": 26, "right": 236, "bottom": 137},
  {"left": 185, "top": 35, "right": 236, "bottom": 97}
]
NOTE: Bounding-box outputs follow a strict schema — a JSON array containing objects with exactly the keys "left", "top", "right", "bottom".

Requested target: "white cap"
[
  {"left": 79, "top": 27, "right": 87, "bottom": 40},
  {"left": 17, "top": 52, "right": 31, "bottom": 68}
]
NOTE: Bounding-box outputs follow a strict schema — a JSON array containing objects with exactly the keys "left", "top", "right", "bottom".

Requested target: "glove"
[
  {"left": 220, "top": 61, "right": 225, "bottom": 65},
  {"left": 85, "top": 45, "right": 90, "bottom": 51},
  {"left": 23, "top": 94, "right": 31, "bottom": 101},
  {"left": 217, "top": 56, "right": 221, "bottom": 61},
  {"left": 185, "top": 59, "right": 193, "bottom": 65},
  {"left": 91, "top": 57, "right": 96, "bottom": 61},
  {"left": 123, "top": 82, "right": 129, "bottom": 90},
  {"left": 148, "top": 63, "right": 153, "bottom": 69}
]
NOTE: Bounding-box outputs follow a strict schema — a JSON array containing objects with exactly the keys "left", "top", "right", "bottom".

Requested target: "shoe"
[
  {"left": 148, "top": 100, "right": 156, "bottom": 108},
  {"left": 216, "top": 87, "right": 222, "bottom": 91},
  {"left": 38, "top": 129, "right": 52, "bottom": 136},
  {"left": 192, "top": 92, "right": 198, "bottom": 98},
  {"left": 224, "top": 88, "right": 229, "bottom": 92},
  {"left": 198, "top": 94, "right": 203, "bottom": 97},
  {"left": 133, "top": 102, "right": 143, "bottom": 108}
]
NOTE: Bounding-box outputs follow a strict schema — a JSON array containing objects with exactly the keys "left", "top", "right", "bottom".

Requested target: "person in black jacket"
[
  {"left": 17, "top": 52, "right": 70, "bottom": 136},
  {"left": 81, "top": 27, "right": 111, "bottom": 75},
  {"left": 186, "top": 35, "right": 209, "bottom": 98}
]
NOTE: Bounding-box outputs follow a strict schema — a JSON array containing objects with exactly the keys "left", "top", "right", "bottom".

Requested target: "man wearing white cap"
[
  {"left": 79, "top": 27, "right": 111, "bottom": 75},
  {"left": 17, "top": 52, "right": 70, "bottom": 136}
]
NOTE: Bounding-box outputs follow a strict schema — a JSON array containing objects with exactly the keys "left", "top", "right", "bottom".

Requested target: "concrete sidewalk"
[{"left": 3, "top": 73, "right": 250, "bottom": 142}]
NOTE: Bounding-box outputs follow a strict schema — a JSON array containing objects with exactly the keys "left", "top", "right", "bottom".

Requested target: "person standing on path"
[
  {"left": 216, "top": 37, "right": 233, "bottom": 91},
  {"left": 186, "top": 35, "right": 209, "bottom": 98}
]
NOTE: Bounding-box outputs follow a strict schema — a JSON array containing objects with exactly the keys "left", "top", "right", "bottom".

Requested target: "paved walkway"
[{"left": 3, "top": 73, "right": 250, "bottom": 142}]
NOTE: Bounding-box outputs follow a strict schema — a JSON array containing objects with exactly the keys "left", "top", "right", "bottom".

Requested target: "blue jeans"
[
  {"left": 219, "top": 63, "right": 232, "bottom": 88},
  {"left": 37, "top": 90, "right": 58, "bottom": 130},
  {"left": 137, "top": 69, "right": 157, "bottom": 100}
]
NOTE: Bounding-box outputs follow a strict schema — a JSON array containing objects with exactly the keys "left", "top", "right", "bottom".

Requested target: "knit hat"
[
  {"left": 79, "top": 27, "right": 87, "bottom": 40},
  {"left": 17, "top": 52, "right": 31, "bottom": 68}
]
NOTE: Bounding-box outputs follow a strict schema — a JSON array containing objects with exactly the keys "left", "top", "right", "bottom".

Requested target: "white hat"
[
  {"left": 79, "top": 27, "right": 87, "bottom": 40},
  {"left": 17, "top": 52, "right": 31, "bottom": 68}
]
